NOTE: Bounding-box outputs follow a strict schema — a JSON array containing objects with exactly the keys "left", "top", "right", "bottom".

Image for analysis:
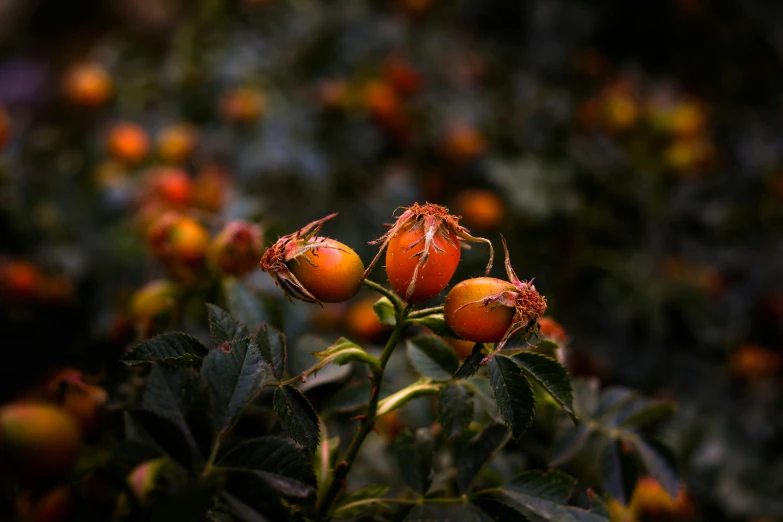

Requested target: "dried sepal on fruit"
[
  {"left": 364, "top": 202, "right": 494, "bottom": 302},
  {"left": 260, "top": 213, "right": 364, "bottom": 305},
  {"left": 449, "top": 236, "right": 546, "bottom": 348}
]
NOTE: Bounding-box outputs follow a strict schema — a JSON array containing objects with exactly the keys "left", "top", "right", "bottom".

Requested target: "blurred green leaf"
[
  {"left": 395, "top": 428, "right": 435, "bottom": 495},
  {"left": 332, "top": 484, "right": 390, "bottom": 519},
  {"left": 629, "top": 437, "right": 679, "bottom": 498},
  {"left": 437, "top": 382, "right": 475, "bottom": 438},
  {"left": 404, "top": 503, "right": 496, "bottom": 522},
  {"left": 373, "top": 297, "right": 397, "bottom": 326},
  {"left": 454, "top": 343, "right": 486, "bottom": 380},
  {"left": 224, "top": 278, "right": 266, "bottom": 331},
  {"left": 407, "top": 336, "right": 460, "bottom": 381},
  {"left": 313, "top": 337, "right": 381, "bottom": 374},
  {"left": 408, "top": 314, "right": 459, "bottom": 338},
  {"left": 457, "top": 424, "right": 509, "bottom": 494},
  {"left": 273, "top": 385, "right": 320, "bottom": 453}
]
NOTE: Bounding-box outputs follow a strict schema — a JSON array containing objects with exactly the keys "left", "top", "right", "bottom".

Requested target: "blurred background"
[{"left": 0, "top": 0, "right": 781, "bottom": 520}]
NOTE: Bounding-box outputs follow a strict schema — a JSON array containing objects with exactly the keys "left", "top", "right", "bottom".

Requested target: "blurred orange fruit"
[
  {"left": 664, "top": 137, "right": 714, "bottom": 175},
  {"left": 538, "top": 317, "right": 567, "bottom": 344},
  {"left": 130, "top": 279, "right": 178, "bottom": 326},
  {"left": 384, "top": 57, "right": 422, "bottom": 97},
  {"left": 0, "top": 402, "right": 81, "bottom": 484},
  {"left": 454, "top": 189, "right": 505, "bottom": 229},
  {"left": 730, "top": 344, "right": 782, "bottom": 380},
  {"left": 446, "top": 337, "right": 476, "bottom": 358},
  {"left": 0, "top": 260, "right": 41, "bottom": 300},
  {"left": 345, "top": 297, "right": 387, "bottom": 342},
  {"left": 192, "top": 165, "right": 230, "bottom": 212},
  {"left": 63, "top": 62, "right": 113, "bottom": 107},
  {"left": 0, "top": 106, "right": 9, "bottom": 150},
  {"left": 602, "top": 92, "right": 638, "bottom": 132},
  {"left": 17, "top": 486, "right": 73, "bottom": 522},
  {"left": 157, "top": 124, "right": 197, "bottom": 164},
  {"left": 444, "top": 125, "right": 486, "bottom": 162},
  {"left": 631, "top": 477, "right": 693, "bottom": 518},
  {"left": 144, "top": 167, "right": 193, "bottom": 210},
  {"left": 107, "top": 122, "right": 150, "bottom": 165},
  {"left": 221, "top": 88, "right": 265, "bottom": 123}
]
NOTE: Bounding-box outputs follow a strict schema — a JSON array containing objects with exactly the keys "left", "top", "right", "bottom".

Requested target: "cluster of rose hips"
[{"left": 260, "top": 202, "right": 547, "bottom": 347}]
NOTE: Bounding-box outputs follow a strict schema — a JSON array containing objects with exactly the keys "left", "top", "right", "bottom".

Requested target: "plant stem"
[
  {"left": 202, "top": 430, "right": 225, "bottom": 476},
  {"left": 315, "top": 303, "right": 411, "bottom": 521},
  {"left": 408, "top": 305, "right": 444, "bottom": 318},
  {"left": 362, "top": 279, "right": 403, "bottom": 313},
  {"left": 376, "top": 382, "right": 442, "bottom": 417}
]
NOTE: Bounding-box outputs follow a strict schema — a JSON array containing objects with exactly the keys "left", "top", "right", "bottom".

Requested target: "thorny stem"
[{"left": 315, "top": 299, "right": 412, "bottom": 521}]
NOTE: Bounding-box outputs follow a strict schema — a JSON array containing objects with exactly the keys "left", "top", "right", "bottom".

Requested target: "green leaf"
[
  {"left": 159, "top": 353, "right": 204, "bottom": 368},
  {"left": 256, "top": 323, "right": 287, "bottom": 380},
  {"left": 322, "top": 380, "right": 371, "bottom": 414},
  {"left": 629, "top": 437, "right": 679, "bottom": 498},
  {"left": 218, "top": 436, "right": 316, "bottom": 487},
  {"left": 487, "top": 470, "right": 610, "bottom": 522},
  {"left": 618, "top": 402, "right": 675, "bottom": 428},
  {"left": 488, "top": 355, "right": 535, "bottom": 439},
  {"left": 597, "top": 437, "right": 627, "bottom": 503},
  {"left": 395, "top": 428, "right": 435, "bottom": 494},
  {"left": 407, "top": 314, "right": 459, "bottom": 338},
  {"left": 454, "top": 343, "right": 486, "bottom": 380},
  {"left": 121, "top": 332, "right": 207, "bottom": 366},
  {"left": 550, "top": 424, "right": 590, "bottom": 467},
  {"left": 224, "top": 278, "right": 266, "bottom": 330},
  {"left": 456, "top": 424, "right": 510, "bottom": 494},
  {"left": 438, "top": 382, "right": 475, "bottom": 438},
  {"left": 313, "top": 337, "right": 381, "bottom": 374},
  {"left": 273, "top": 385, "right": 320, "bottom": 453},
  {"left": 150, "top": 475, "right": 222, "bottom": 522},
  {"left": 406, "top": 336, "right": 460, "bottom": 381},
  {"left": 373, "top": 297, "right": 396, "bottom": 326},
  {"left": 532, "top": 339, "right": 560, "bottom": 358},
  {"left": 202, "top": 337, "right": 271, "bottom": 432},
  {"left": 404, "top": 503, "right": 496, "bottom": 522},
  {"left": 220, "top": 493, "right": 271, "bottom": 522},
  {"left": 511, "top": 352, "right": 576, "bottom": 420},
  {"left": 141, "top": 366, "right": 206, "bottom": 466},
  {"left": 332, "top": 484, "right": 390, "bottom": 519},
  {"left": 207, "top": 303, "right": 250, "bottom": 345}
]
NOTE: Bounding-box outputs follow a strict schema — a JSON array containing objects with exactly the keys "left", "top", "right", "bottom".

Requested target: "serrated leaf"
[
  {"left": 438, "top": 382, "right": 475, "bottom": 438},
  {"left": 618, "top": 402, "right": 675, "bottom": 428},
  {"left": 373, "top": 297, "right": 396, "bottom": 326},
  {"left": 224, "top": 278, "right": 266, "bottom": 330},
  {"left": 457, "top": 424, "right": 510, "bottom": 494},
  {"left": 533, "top": 339, "right": 560, "bottom": 357},
  {"left": 454, "top": 343, "right": 486, "bottom": 380},
  {"left": 313, "top": 337, "right": 381, "bottom": 374},
  {"left": 159, "top": 353, "right": 204, "bottom": 368},
  {"left": 207, "top": 304, "right": 250, "bottom": 345},
  {"left": 404, "top": 503, "right": 496, "bottom": 522},
  {"left": 218, "top": 436, "right": 317, "bottom": 489},
  {"left": 407, "top": 336, "right": 460, "bottom": 381},
  {"left": 395, "top": 428, "right": 435, "bottom": 494},
  {"left": 487, "top": 470, "right": 610, "bottom": 522},
  {"left": 511, "top": 352, "right": 576, "bottom": 420},
  {"left": 202, "top": 337, "right": 271, "bottom": 432},
  {"left": 488, "top": 355, "right": 535, "bottom": 439},
  {"left": 408, "top": 314, "right": 459, "bottom": 338},
  {"left": 141, "top": 366, "right": 205, "bottom": 466},
  {"left": 332, "top": 485, "right": 390, "bottom": 518},
  {"left": 256, "top": 323, "right": 286, "bottom": 380},
  {"left": 122, "top": 332, "right": 207, "bottom": 366},
  {"left": 273, "top": 385, "right": 320, "bottom": 453},
  {"left": 629, "top": 437, "right": 679, "bottom": 498}
]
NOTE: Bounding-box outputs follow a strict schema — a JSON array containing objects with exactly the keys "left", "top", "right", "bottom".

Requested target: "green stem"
[
  {"left": 315, "top": 303, "right": 411, "bottom": 521},
  {"left": 202, "top": 430, "right": 225, "bottom": 476},
  {"left": 362, "top": 279, "right": 403, "bottom": 313},
  {"left": 376, "top": 382, "right": 442, "bottom": 417},
  {"left": 408, "top": 305, "right": 444, "bottom": 318}
]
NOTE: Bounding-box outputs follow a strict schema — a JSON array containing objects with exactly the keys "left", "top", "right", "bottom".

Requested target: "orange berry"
[
  {"left": 444, "top": 125, "right": 486, "bottom": 162},
  {"left": 665, "top": 137, "right": 713, "bottom": 175},
  {"left": 669, "top": 101, "right": 706, "bottom": 139},
  {"left": 384, "top": 58, "right": 422, "bottom": 97},
  {"left": 107, "top": 123, "right": 150, "bottom": 165},
  {"left": 157, "top": 124, "right": 197, "bottom": 164},
  {"left": 130, "top": 279, "right": 178, "bottom": 325},
  {"left": 144, "top": 167, "right": 193, "bottom": 209},
  {"left": 538, "top": 317, "right": 567, "bottom": 344},
  {"left": 730, "top": 344, "right": 782, "bottom": 380},
  {"left": 631, "top": 477, "right": 693, "bottom": 518},
  {"left": 17, "top": 486, "right": 73, "bottom": 522},
  {"left": 0, "top": 402, "right": 81, "bottom": 484},
  {"left": 602, "top": 93, "right": 638, "bottom": 132},
  {"left": 0, "top": 260, "right": 41, "bottom": 300},
  {"left": 376, "top": 410, "right": 403, "bottom": 439},
  {"left": 364, "top": 80, "right": 401, "bottom": 122},
  {"left": 63, "top": 62, "right": 112, "bottom": 107},
  {"left": 454, "top": 189, "right": 505, "bottom": 230},
  {"left": 36, "top": 275, "right": 74, "bottom": 305},
  {"left": 0, "top": 106, "right": 10, "bottom": 150},
  {"left": 192, "top": 165, "right": 230, "bottom": 212},
  {"left": 221, "top": 88, "right": 265, "bottom": 123},
  {"left": 128, "top": 458, "right": 169, "bottom": 502},
  {"left": 345, "top": 297, "right": 387, "bottom": 342},
  {"left": 209, "top": 220, "right": 263, "bottom": 277},
  {"left": 41, "top": 368, "right": 107, "bottom": 438}
]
